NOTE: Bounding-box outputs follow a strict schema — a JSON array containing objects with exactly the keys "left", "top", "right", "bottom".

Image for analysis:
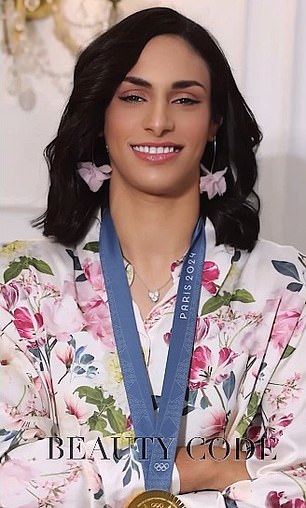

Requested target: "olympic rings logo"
[
  {"left": 151, "top": 503, "right": 165, "bottom": 508},
  {"left": 153, "top": 462, "right": 170, "bottom": 472}
]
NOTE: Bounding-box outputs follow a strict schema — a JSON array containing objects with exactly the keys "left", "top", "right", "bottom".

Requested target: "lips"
[
  {"left": 131, "top": 144, "right": 182, "bottom": 154},
  {"left": 130, "top": 143, "right": 183, "bottom": 163}
]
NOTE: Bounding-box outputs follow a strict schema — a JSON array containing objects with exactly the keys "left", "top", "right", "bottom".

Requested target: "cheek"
[
  {"left": 104, "top": 103, "right": 136, "bottom": 140},
  {"left": 187, "top": 124, "right": 211, "bottom": 151},
  {"left": 104, "top": 104, "right": 122, "bottom": 139}
]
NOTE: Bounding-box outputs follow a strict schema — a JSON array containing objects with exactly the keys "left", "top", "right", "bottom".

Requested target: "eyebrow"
[{"left": 122, "top": 76, "right": 207, "bottom": 91}]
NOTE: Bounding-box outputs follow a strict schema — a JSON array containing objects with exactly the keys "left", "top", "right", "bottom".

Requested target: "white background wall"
[{"left": 1, "top": 0, "right": 306, "bottom": 251}]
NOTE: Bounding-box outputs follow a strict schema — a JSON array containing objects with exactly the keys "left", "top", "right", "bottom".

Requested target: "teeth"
[{"left": 133, "top": 145, "right": 179, "bottom": 154}]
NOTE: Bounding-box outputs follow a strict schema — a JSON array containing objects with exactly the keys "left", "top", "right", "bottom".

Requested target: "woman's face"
[{"left": 104, "top": 34, "right": 217, "bottom": 197}]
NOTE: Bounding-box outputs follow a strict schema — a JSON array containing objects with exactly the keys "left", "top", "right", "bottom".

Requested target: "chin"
[{"left": 140, "top": 183, "right": 191, "bottom": 199}]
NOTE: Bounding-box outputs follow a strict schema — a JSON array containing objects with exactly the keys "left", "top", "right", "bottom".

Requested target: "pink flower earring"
[
  {"left": 199, "top": 166, "right": 227, "bottom": 199},
  {"left": 199, "top": 138, "right": 227, "bottom": 199},
  {"left": 77, "top": 145, "right": 112, "bottom": 192},
  {"left": 77, "top": 162, "right": 112, "bottom": 192}
]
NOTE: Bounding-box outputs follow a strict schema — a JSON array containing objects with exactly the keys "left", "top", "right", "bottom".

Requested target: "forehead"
[{"left": 126, "top": 34, "right": 211, "bottom": 86}]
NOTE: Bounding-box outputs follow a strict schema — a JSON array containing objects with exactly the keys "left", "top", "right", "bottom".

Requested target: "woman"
[{"left": 0, "top": 7, "right": 306, "bottom": 508}]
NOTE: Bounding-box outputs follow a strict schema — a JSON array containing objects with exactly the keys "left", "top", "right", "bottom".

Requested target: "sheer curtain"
[{"left": 1, "top": 0, "right": 305, "bottom": 251}]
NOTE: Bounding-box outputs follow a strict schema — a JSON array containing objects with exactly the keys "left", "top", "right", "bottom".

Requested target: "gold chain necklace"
[{"left": 123, "top": 257, "right": 172, "bottom": 303}]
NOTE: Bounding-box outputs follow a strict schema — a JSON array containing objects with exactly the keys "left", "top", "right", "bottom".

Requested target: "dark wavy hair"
[{"left": 34, "top": 7, "right": 262, "bottom": 250}]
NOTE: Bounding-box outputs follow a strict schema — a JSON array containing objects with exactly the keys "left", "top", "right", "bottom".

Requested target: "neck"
[{"left": 109, "top": 182, "right": 200, "bottom": 273}]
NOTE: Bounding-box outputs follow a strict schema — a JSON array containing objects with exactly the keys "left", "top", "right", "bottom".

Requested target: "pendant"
[
  {"left": 148, "top": 289, "right": 160, "bottom": 303},
  {"left": 127, "top": 490, "right": 186, "bottom": 508},
  {"left": 125, "top": 262, "right": 135, "bottom": 287}
]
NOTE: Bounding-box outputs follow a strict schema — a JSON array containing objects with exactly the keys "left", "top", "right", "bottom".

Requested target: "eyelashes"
[
  {"left": 175, "top": 97, "right": 200, "bottom": 105},
  {"left": 118, "top": 94, "right": 200, "bottom": 105},
  {"left": 119, "top": 95, "right": 144, "bottom": 103}
]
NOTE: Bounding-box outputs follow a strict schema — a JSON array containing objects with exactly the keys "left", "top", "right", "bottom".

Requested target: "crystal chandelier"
[{"left": 1, "top": 0, "right": 122, "bottom": 110}]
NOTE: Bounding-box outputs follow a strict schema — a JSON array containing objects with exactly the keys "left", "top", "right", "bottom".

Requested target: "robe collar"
[{"left": 75, "top": 214, "right": 235, "bottom": 304}]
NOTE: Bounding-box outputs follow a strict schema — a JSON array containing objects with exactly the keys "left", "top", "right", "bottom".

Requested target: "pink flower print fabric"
[{"left": 0, "top": 220, "right": 306, "bottom": 507}]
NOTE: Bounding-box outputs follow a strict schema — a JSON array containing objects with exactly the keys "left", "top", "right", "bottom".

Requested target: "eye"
[
  {"left": 118, "top": 94, "right": 146, "bottom": 103},
  {"left": 173, "top": 97, "right": 200, "bottom": 105}
]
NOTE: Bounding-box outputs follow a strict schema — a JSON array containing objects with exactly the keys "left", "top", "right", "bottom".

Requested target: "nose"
[{"left": 143, "top": 100, "right": 174, "bottom": 136}]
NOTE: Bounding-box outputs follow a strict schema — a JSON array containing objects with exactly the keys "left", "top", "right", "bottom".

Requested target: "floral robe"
[{"left": 0, "top": 217, "right": 306, "bottom": 508}]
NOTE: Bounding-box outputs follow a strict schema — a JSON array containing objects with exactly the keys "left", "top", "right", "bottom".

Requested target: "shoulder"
[
  {"left": 0, "top": 237, "right": 75, "bottom": 285},
  {"left": 207, "top": 218, "right": 305, "bottom": 298},
  {"left": 0, "top": 237, "right": 85, "bottom": 336},
  {"left": 231, "top": 238, "right": 306, "bottom": 314},
  {"left": 246, "top": 237, "right": 305, "bottom": 288}
]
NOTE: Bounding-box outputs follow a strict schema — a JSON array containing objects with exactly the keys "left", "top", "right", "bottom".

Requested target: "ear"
[{"left": 208, "top": 117, "right": 223, "bottom": 141}]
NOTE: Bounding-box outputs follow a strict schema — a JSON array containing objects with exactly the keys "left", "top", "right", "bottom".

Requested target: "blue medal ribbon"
[{"left": 100, "top": 209, "right": 206, "bottom": 490}]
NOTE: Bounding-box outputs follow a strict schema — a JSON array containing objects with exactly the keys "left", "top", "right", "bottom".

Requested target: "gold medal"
[{"left": 128, "top": 490, "right": 186, "bottom": 508}]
